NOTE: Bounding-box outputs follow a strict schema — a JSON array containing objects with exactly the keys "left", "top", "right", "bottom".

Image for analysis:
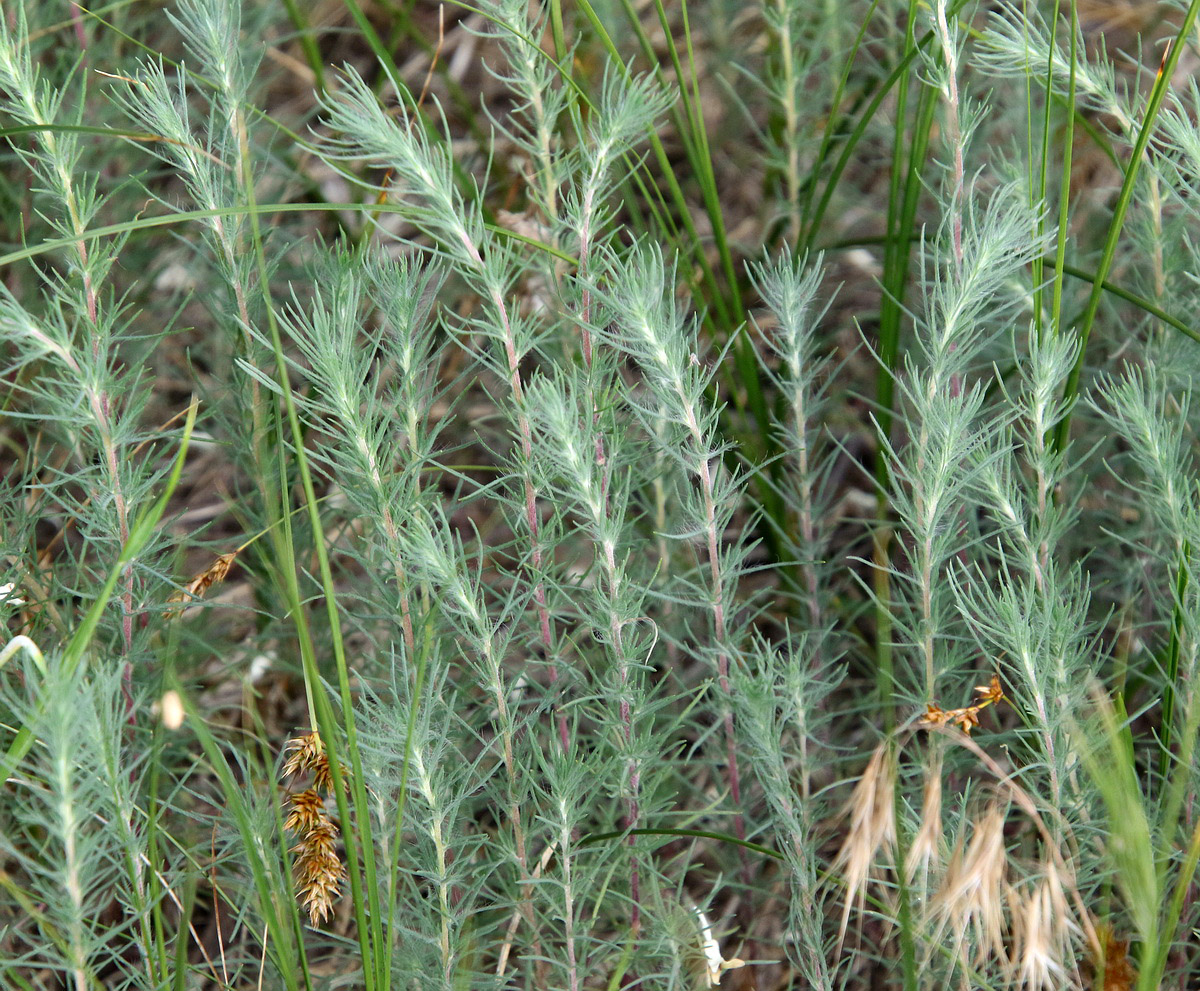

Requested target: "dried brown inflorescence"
[
  {"left": 282, "top": 732, "right": 347, "bottom": 925},
  {"left": 1091, "top": 923, "right": 1136, "bottom": 991},
  {"left": 292, "top": 817, "right": 345, "bottom": 927},
  {"left": 164, "top": 551, "right": 238, "bottom": 618},
  {"left": 920, "top": 674, "right": 1007, "bottom": 736},
  {"left": 283, "top": 731, "right": 338, "bottom": 792}
]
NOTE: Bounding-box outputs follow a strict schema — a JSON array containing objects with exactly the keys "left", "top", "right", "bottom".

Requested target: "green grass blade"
[{"left": 1053, "top": 0, "right": 1200, "bottom": 452}]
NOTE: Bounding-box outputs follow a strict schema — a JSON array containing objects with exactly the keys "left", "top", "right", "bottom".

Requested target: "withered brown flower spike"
[
  {"left": 282, "top": 731, "right": 348, "bottom": 925},
  {"left": 164, "top": 551, "right": 238, "bottom": 618},
  {"left": 292, "top": 819, "right": 346, "bottom": 926},
  {"left": 284, "top": 731, "right": 324, "bottom": 777},
  {"left": 284, "top": 788, "right": 327, "bottom": 834},
  {"left": 919, "top": 674, "right": 1007, "bottom": 736},
  {"left": 284, "top": 730, "right": 339, "bottom": 792}
]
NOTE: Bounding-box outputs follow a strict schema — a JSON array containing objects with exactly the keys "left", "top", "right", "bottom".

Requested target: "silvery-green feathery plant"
[{"left": 2, "top": 0, "right": 1200, "bottom": 989}]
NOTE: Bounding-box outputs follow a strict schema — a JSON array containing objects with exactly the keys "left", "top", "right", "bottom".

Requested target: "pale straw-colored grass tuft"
[
  {"left": 833, "top": 742, "right": 897, "bottom": 946},
  {"left": 929, "top": 802, "right": 1008, "bottom": 968},
  {"left": 1008, "top": 857, "right": 1079, "bottom": 991},
  {"left": 904, "top": 749, "right": 943, "bottom": 887}
]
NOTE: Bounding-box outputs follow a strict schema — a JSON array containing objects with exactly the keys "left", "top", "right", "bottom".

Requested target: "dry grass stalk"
[
  {"left": 283, "top": 732, "right": 347, "bottom": 925},
  {"left": 929, "top": 803, "right": 1008, "bottom": 969},
  {"left": 833, "top": 742, "right": 897, "bottom": 946},
  {"left": 837, "top": 702, "right": 1099, "bottom": 983}
]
